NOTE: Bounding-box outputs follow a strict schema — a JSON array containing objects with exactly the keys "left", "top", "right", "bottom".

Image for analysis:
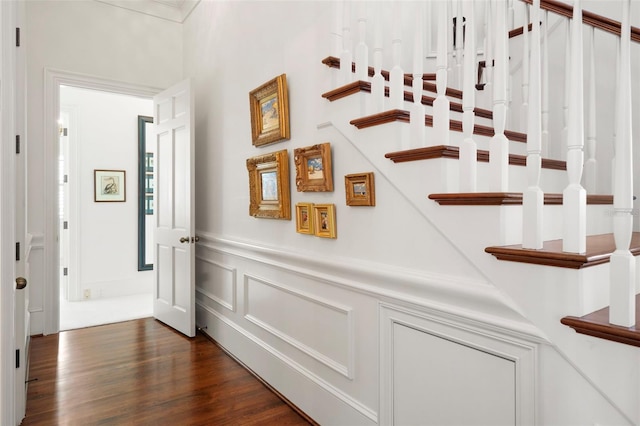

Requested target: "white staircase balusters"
[
  {"left": 584, "top": 26, "right": 597, "bottom": 194},
  {"left": 389, "top": 1, "right": 404, "bottom": 110},
  {"left": 411, "top": 3, "right": 426, "bottom": 149},
  {"left": 490, "top": 0, "right": 509, "bottom": 191},
  {"left": 484, "top": 0, "right": 494, "bottom": 95},
  {"left": 523, "top": 0, "right": 543, "bottom": 249},
  {"left": 460, "top": 0, "right": 477, "bottom": 192},
  {"left": 562, "top": 0, "right": 586, "bottom": 254},
  {"left": 521, "top": 4, "right": 530, "bottom": 132},
  {"left": 455, "top": 0, "right": 464, "bottom": 89},
  {"left": 371, "top": 6, "right": 385, "bottom": 114},
  {"left": 354, "top": 3, "right": 368, "bottom": 82},
  {"left": 541, "top": 10, "right": 549, "bottom": 158},
  {"left": 610, "top": 0, "right": 635, "bottom": 328},
  {"left": 508, "top": 0, "right": 515, "bottom": 30},
  {"left": 434, "top": 0, "right": 451, "bottom": 145},
  {"left": 561, "top": 20, "right": 570, "bottom": 160},
  {"left": 339, "top": 2, "right": 352, "bottom": 86}
]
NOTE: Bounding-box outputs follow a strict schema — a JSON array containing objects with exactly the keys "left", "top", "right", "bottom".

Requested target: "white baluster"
[
  {"left": 371, "top": 5, "right": 385, "bottom": 113},
  {"left": 541, "top": 10, "right": 549, "bottom": 157},
  {"left": 411, "top": 3, "right": 426, "bottom": 149},
  {"left": 389, "top": 1, "right": 404, "bottom": 110},
  {"left": 426, "top": 1, "right": 433, "bottom": 57},
  {"left": 339, "top": 2, "right": 352, "bottom": 85},
  {"left": 522, "top": 0, "right": 543, "bottom": 249},
  {"left": 521, "top": 4, "right": 530, "bottom": 132},
  {"left": 484, "top": 0, "right": 494, "bottom": 95},
  {"left": 460, "top": 0, "right": 477, "bottom": 192},
  {"left": 354, "top": 3, "right": 368, "bottom": 82},
  {"left": 434, "top": 0, "right": 450, "bottom": 145},
  {"left": 562, "top": 0, "right": 586, "bottom": 254},
  {"left": 610, "top": 0, "right": 635, "bottom": 327},
  {"left": 490, "top": 0, "right": 509, "bottom": 191},
  {"left": 584, "top": 26, "right": 597, "bottom": 194},
  {"left": 611, "top": 37, "right": 620, "bottom": 195},
  {"left": 561, "top": 19, "right": 570, "bottom": 160},
  {"left": 455, "top": 0, "right": 464, "bottom": 89}
]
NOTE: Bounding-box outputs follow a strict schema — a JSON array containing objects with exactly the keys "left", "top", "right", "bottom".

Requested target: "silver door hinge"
[
  {"left": 15, "top": 135, "right": 20, "bottom": 154},
  {"left": 15, "top": 28, "right": 20, "bottom": 47},
  {"left": 63, "top": 267, "right": 68, "bottom": 276}
]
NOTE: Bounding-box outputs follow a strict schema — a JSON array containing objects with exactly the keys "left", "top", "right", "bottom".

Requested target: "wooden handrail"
[{"left": 522, "top": 0, "right": 640, "bottom": 43}]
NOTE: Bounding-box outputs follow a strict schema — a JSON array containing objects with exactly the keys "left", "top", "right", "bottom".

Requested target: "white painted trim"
[
  {"left": 43, "top": 68, "right": 161, "bottom": 335},
  {"left": 95, "top": 0, "right": 200, "bottom": 23},
  {"left": 195, "top": 232, "right": 549, "bottom": 344},
  {"left": 195, "top": 254, "right": 236, "bottom": 312},
  {"left": 242, "top": 273, "right": 355, "bottom": 380},
  {"left": 196, "top": 300, "right": 378, "bottom": 424}
]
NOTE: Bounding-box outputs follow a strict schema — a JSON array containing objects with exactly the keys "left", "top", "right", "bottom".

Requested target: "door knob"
[
  {"left": 179, "top": 237, "right": 189, "bottom": 243},
  {"left": 15, "top": 277, "right": 27, "bottom": 290},
  {"left": 191, "top": 236, "right": 200, "bottom": 243}
]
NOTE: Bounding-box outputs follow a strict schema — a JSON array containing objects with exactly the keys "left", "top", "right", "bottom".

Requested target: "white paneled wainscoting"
[{"left": 194, "top": 232, "right": 630, "bottom": 425}]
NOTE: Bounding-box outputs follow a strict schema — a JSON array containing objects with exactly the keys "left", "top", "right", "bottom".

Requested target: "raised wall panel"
[
  {"left": 380, "top": 303, "right": 537, "bottom": 425},
  {"left": 393, "top": 323, "right": 515, "bottom": 425},
  {"left": 195, "top": 256, "right": 236, "bottom": 311},
  {"left": 244, "top": 274, "right": 354, "bottom": 378}
]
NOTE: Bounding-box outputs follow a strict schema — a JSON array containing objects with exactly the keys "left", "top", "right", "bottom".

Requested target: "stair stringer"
[{"left": 321, "top": 107, "right": 638, "bottom": 424}]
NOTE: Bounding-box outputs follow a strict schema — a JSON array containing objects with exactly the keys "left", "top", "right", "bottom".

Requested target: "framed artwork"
[
  {"left": 295, "top": 202, "right": 314, "bottom": 234},
  {"left": 345, "top": 172, "right": 375, "bottom": 206},
  {"left": 313, "top": 204, "right": 337, "bottom": 239},
  {"left": 294, "top": 142, "right": 333, "bottom": 192},
  {"left": 246, "top": 149, "right": 291, "bottom": 219},
  {"left": 94, "top": 169, "right": 126, "bottom": 202},
  {"left": 249, "top": 74, "right": 290, "bottom": 147}
]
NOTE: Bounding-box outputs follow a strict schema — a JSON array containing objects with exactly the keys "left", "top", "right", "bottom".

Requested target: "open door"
[{"left": 152, "top": 79, "right": 195, "bottom": 337}]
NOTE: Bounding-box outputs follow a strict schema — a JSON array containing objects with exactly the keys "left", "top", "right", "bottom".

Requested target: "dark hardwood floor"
[{"left": 22, "top": 318, "right": 315, "bottom": 425}]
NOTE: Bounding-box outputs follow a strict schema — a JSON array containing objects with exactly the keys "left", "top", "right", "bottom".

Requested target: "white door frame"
[{"left": 42, "top": 69, "right": 160, "bottom": 335}]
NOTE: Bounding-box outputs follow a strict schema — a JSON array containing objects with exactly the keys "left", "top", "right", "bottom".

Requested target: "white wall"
[
  {"left": 26, "top": 0, "right": 182, "bottom": 333},
  {"left": 60, "top": 85, "right": 152, "bottom": 300}
]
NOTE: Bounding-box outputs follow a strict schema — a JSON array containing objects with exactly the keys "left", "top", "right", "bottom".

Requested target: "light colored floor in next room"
[{"left": 60, "top": 293, "right": 153, "bottom": 331}]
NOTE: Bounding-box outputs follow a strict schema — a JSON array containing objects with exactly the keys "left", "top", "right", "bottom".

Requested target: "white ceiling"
[{"left": 95, "top": 0, "right": 200, "bottom": 23}]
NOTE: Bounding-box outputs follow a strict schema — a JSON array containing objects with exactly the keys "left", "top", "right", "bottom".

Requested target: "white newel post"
[
  {"left": 434, "top": 0, "right": 450, "bottom": 145},
  {"left": 340, "top": 2, "right": 352, "bottom": 86},
  {"left": 522, "top": 0, "right": 543, "bottom": 249},
  {"left": 490, "top": 0, "right": 509, "bottom": 191},
  {"left": 411, "top": 3, "right": 426, "bottom": 149},
  {"left": 584, "top": 26, "right": 597, "bottom": 194},
  {"left": 354, "top": 3, "right": 368, "bottom": 82},
  {"left": 541, "top": 10, "right": 549, "bottom": 157},
  {"left": 521, "top": 4, "right": 530, "bottom": 132},
  {"left": 371, "top": 6, "right": 385, "bottom": 113},
  {"left": 460, "top": 0, "right": 477, "bottom": 192},
  {"left": 562, "top": 0, "right": 586, "bottom": 254},
  {"left": 389, "top": 1, "right": 404, "bottom": 110},
  {"left": 609, "top": 0, "right": 635, "bottom": 327}
]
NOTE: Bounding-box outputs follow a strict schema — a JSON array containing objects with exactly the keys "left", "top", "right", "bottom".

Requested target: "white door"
[{"left": 152, "top": 79, "right": 195, "bottom": 337}]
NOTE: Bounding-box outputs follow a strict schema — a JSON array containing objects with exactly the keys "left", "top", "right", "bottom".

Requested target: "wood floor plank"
[{"left": 23, "top": 318, "right": 315, "bottom": 425}]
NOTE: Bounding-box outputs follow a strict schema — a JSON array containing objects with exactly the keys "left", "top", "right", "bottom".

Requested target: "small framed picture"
[
  {"left": 246, "top": 149, "right": 291, "bottom": 220},
  {"left": 249, "top": 74, "right": 290, "bottom": 147},
  {"left": 313, "top": 204, "right": 336, "bottom": 239},
  {"left": 294, "top": 142, "right": 333, "bottom": 192},
  {"left": 345, "top": 172, "right": 375, "bottom": 206},
  {"left": 94, "top": 169, "right": 126, "bottom": 202},
  {"left": 295, "top": 202, "right": 314, "bottom": 234}
]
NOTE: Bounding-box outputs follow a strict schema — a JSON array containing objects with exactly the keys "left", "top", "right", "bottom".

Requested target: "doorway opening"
[{"left": 58, "top": 85, "right": 154, "bottom": 330}]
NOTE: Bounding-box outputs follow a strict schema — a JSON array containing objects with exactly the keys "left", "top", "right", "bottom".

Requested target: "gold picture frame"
[
  {"left": 249, "top": 74, "right": 290, "bottom": 147},
  {"left": 294, "top": 142, "right": 333, "bottom": 192},
  {"left": 94, "top": 169, "right": 126, "bottom": 202},
  {"left": 345, "top": 172, "right": 375, "bottom": 206},
  {"left": 313, "top": 204, "right": 337, "bottom": 239},
  {"left": 295, "top": 202, "right": 314, "bottom": 234},
  {"left": 246, "top": 149, "right": 291, "bottom": 219}
]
